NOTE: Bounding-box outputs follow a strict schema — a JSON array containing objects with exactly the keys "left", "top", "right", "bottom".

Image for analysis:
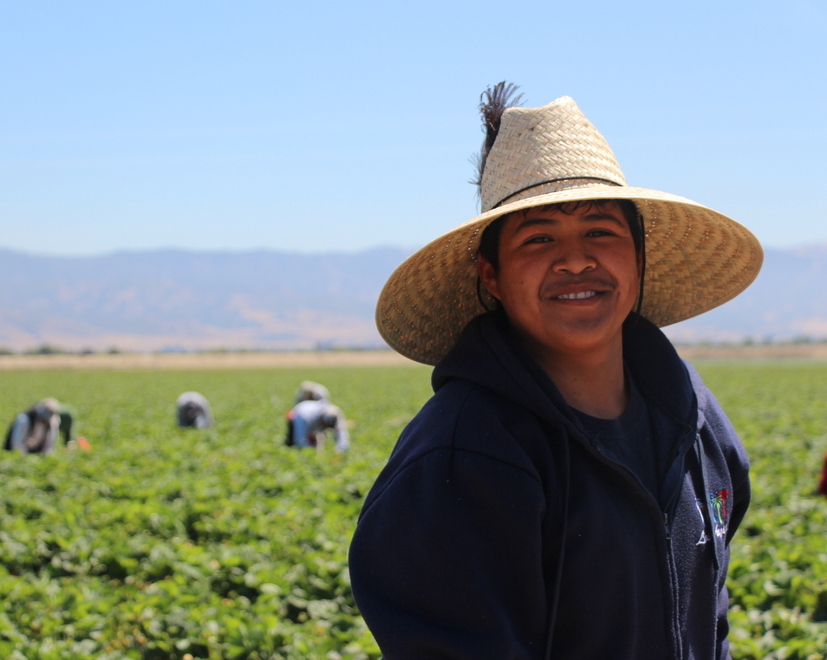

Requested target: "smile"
[{"left": 555, "top": 291, "right": 597, "bottom": 300}]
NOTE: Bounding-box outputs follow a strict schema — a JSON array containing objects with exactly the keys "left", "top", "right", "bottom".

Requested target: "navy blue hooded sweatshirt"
[{"left": 349, "top": 312, "right": 750, "bottom": 659}]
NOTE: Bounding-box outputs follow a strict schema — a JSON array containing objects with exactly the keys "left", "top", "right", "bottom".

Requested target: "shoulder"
[
  {"left": 293, "top": 399, "right": 324, "bottom": 415},
  {"left": 682, "top": 359, "right": 750, "bottom": 476},
  {"left": 361, "top": 380, "right": 558, "bottom": 515},
  {"left": 682, "top": 361, "right": 737, "bottom": 437},
  {"left": 402, "top": 379, "right": 552, "bottom": 471}
]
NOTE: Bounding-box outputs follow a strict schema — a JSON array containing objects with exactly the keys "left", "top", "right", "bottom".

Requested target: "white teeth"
[{"left": 557, "top": 291, "right": 596, "bottom": 300}]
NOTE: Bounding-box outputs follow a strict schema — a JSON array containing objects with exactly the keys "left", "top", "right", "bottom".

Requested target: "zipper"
[
  {"left": 584, "top": 431, "right": 693, "bottom": 660},
  {"left": 589, "top": 442, "right": 668, "bottom": 522}
]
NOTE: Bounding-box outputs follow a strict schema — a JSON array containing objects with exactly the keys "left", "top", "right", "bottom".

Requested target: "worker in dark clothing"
[
  {"left": 4, "top": 398, "right": 67, "bottom": 455},
  {"left": 176, "top": 392, "right": 213, "bottom": 429},
  {"left": 349, "top": 83, "right": 762, "bottom": 659}
]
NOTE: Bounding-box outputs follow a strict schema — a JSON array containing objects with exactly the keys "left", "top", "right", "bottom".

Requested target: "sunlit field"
[
  {"left": 699, "top": 364, "right": 827, "bottom": 659},
  {"left": 1, "top": 363, "right": 825, "bottom": 659}
]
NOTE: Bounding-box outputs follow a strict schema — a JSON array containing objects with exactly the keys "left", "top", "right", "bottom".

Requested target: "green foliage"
[
  {"left": 0, "top": 367, "right": 431, "bottom": 659},
  {"left": 697, "top": 363, "right": 827, "bottom": 659},
  {"left": 1, "top": 362, "right": 826, "bottom": 657}
]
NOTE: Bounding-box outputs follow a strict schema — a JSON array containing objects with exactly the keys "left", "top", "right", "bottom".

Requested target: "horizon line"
[{"left": 2, "top": 240, "right": 825, "bottom": 260}]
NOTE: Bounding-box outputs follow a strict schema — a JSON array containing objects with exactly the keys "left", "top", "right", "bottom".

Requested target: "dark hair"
[{"left": 476, "top": 199, "right": 646, "bottom": 314}]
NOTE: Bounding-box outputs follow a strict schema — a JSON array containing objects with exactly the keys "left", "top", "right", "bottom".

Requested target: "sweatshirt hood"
[
  {"left": 433, "top": 311, "right": 698, "bottom": 433},
  {"left": 432, "top": 311, "right": 569, "bottom": 426}
]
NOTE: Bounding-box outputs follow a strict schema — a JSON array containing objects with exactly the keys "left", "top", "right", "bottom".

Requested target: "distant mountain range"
[
  {"left": 2, "top": 244, "right": 826, "bottom": 353},
  {"left": 0, "top": 248, "right": 411, "bottom": 352}
]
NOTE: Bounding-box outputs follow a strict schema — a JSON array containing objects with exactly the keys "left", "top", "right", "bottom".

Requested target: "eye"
[
  {"left": 586, "top": 228, "right": 616, "bottom": 238},
  {"left": 525, "top": 235, "right": 552, "bottom": 244}
]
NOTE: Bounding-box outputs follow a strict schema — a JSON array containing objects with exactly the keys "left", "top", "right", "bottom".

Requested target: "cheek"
[
  {"left": 610, "top": 250, "right": 641, "bottom": 288},
  {"left": 496, "top": 266, "right": 527, "bottom": 298},
  {"left": 622, "top": 264, "right": 642, "bottom": 302},
  {"left": 498, "top": 273, "right": 540, "bottom": 313}
]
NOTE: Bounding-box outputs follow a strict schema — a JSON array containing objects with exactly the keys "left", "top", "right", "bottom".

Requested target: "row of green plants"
[
  {"left": 1, "top": 363, "right": 826, "bottom": 658},
  {"left": 0, "top": 367, "right": 432, "bottom": 659},
  {"left": 700, "top": 364, "right": 827, "bottom": 658}
]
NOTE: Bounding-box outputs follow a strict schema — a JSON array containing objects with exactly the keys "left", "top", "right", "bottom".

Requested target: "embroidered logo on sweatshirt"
[
  {"left": 695, "top": 489, "right": 730, "bottom": 545},
  {"left": 694, "top": 498, "right": 710, "bottom": 545},
  {"left": 709, "top": 489, "right": 730, "bottom": 538}
]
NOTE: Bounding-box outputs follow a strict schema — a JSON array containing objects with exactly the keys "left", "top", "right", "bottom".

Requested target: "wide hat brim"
[{"left": 376, "top": 184, "right": 764, "bottom": 366}]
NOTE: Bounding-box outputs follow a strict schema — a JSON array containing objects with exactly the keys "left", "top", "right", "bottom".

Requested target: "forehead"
[{"left": 506, "top": 200, "right": 628, "bottom": 231}]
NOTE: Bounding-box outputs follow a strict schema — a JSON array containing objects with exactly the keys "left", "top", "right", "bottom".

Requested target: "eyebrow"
[{"left": 512, "top": 212, "right": 626, "bottom": 233}]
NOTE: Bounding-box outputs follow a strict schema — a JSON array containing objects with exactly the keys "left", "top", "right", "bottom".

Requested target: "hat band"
[{"left": 492, "top": 176, "right": 622, "bottom": 209}]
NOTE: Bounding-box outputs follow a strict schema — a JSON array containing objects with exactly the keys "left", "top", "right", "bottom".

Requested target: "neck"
[{"left": 526, "top": 335, "right": 627, "bottom": 420}]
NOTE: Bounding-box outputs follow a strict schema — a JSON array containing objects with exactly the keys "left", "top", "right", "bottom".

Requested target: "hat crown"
[{"left": 480, "top": 96, "right": 627, "bottom": 213}]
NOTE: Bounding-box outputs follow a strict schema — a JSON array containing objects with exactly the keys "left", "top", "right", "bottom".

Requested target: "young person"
[{"left": 349, "top": 84, "right": 763, "bottom": 659}]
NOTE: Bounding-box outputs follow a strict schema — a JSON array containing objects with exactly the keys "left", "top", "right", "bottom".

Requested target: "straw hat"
[
  {"left": 377, "top": 91, "right": 763, "bottom": 365},
  {"left": 34, "top": 397, "right": 60, "bottom": 420}
]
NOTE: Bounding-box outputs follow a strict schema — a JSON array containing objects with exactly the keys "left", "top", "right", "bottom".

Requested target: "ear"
[{"left": 477, "top": 253, "right": 501, "bottom": 301}]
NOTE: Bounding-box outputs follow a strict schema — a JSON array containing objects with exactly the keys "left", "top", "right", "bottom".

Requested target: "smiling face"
[{"left": 478, "top": 200, "right": 641, "bottom": 364}]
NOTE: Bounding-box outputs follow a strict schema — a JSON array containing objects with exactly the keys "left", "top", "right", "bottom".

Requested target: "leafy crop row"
[
  {"left": 700, "top": 364, "right": 827, "bottom": 659},
  {"left": 0, "top": 367, "right": 432, "bottom": 659},
  {"left": 1, "top": 362, "right": 826, "bottom": 658}
]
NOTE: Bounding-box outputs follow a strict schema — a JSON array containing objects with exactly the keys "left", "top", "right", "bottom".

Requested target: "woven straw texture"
[
  {"left": 376, "top": 98, "right": 763, "bottom": 366},
  {"left": 481, "top": 97, "right": 626, "bottom": 211}
]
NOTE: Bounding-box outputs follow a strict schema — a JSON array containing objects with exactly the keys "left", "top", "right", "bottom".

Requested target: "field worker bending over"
[
  {"left": 284, "top": 380, "right": 335, "bottom": 447},
  {"left": 349, "top": 83, "right": 762, "bottom": 659},
  {"left": 176, "top": 392, "right": 213, "bottom": 429},
  {"left": 56, "top": 402, "right": 76, "bottom": 445},
  {"left": 4, "top": 398, "right": 64, "bottom": 455},
  {"left": 287, "top": 399, "right": 349, "bottom": 452},
  {"left": 294, "top": 380, "right": 330, "bottom": 404}
]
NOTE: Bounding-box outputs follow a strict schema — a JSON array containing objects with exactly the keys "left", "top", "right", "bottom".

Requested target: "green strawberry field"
[{"left": 1, "top": 361, "right": 826, "bottom": 659}]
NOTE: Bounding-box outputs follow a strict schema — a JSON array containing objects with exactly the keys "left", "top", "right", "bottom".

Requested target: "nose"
[{"left": 551, "top": 242, "right": 596, "bottom": 274}]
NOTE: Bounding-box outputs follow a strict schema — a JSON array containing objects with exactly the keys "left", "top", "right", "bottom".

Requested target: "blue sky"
[{"left": 2, "top": 0, "right": 825, "bottom": 256}]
